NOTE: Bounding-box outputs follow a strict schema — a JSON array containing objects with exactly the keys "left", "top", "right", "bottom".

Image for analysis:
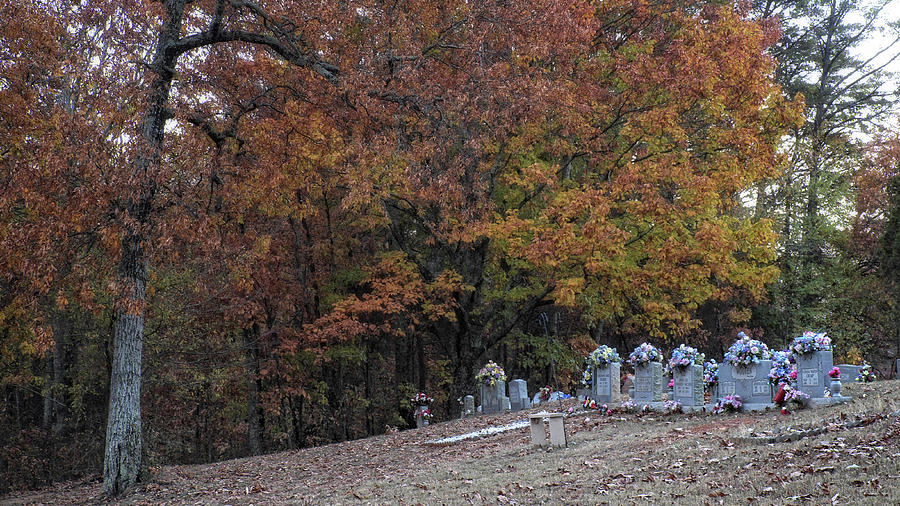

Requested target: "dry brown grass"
[{"left": 3, "top": 380, "right": 900, "bottom": 505}]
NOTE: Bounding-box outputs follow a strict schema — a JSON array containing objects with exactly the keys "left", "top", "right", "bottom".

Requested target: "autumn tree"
[
  {"left": 489, "top": 2, "right": 799, "bottom": 349},
  {"left": 751, "top": 0, "right": 900, "bottom": 342},
  {"left": 0, "top": 0, "right": 810, "bottom": 493},
  {"left": 849, "top": 127, "right": 900, "bottom": 373}
]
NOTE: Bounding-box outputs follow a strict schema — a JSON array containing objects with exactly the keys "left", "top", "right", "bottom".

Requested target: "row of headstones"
[
  {"left": 590, "top": 350, "right": 841, "bottom": 409},
  {"left": 460, "top": 349, "right": 851, "bottom": 418},
  {"left": 466, "top": 378, "right": 565, "bottom": 416}
]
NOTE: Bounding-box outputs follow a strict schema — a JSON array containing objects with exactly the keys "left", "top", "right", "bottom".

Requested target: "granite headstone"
[
  {"left": 591, "top": 363, "right": 621, "bottom": 403},
  {"left": 718, "top": 360, "right": 774, "bottom": 408},
  {"left": 632, "top": 361, "right": 664, "bottom": 403},
  {"left": 794, "top": 351, "right": 833, "bottom": 398},
  {"left": 672, "top": 364, "right": 704, "bottom": 407},
  {"left": 508, "top": 379, "right": 530, "bottom": 411}
]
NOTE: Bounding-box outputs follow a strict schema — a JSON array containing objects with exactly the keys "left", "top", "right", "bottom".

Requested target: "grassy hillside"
[{"left": 3, "top": 380, "right": 900, "bottom": 505}]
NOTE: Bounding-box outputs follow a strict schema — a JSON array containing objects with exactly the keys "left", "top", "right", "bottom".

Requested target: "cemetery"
[
  {"left": 7, "top": 0, "right": 900, "bottom": 502},
  {"left": 8, "top": 367, "right": 898, "bottom": 504}
]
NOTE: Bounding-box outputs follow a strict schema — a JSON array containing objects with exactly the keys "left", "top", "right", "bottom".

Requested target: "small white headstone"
[{"left": 463, "top": 395, "right": 475, "bottom": 417}]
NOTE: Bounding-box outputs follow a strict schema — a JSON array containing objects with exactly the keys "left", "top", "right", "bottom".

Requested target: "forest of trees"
[{"left": 2, "top": 0, "right": 900, "bottom": 496}]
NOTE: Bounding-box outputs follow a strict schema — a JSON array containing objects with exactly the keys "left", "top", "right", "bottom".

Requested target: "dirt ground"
[{"left": 3, "top": 380, "right": 900, "bottom": 505}]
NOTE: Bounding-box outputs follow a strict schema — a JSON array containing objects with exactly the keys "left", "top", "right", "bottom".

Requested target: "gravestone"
[
  {"left": 591, "top": 363, "right": 621, "bottom": 403},
  {"left": 532, "top": 391, "right": 566, "bottom": 404},
  {"left": 479, "top": 380, "right": 508, "bottom": 414},
  {"left": 576, "top": 388, "right": 591, "bottom": 400},
  {"left": 836, "top": 364, "right": 862, "bottom": 382},
  {"left": 896, "top": 359, "right": 900, "bottom": 379},
  {"left": 462, "top": 395, "right": 475, "bottom": 418},
  {"left": 672, "top": 364, "right": 703, "bottom": 407},
  {"left": 508, "top": 379, "right": 530, "bottom": 411},
  {"left": 794, "top": 351, "right": 833, "bottom": 399},
  {"left": 622, "top": 374, "right": 634, "bottom": 398},
  {"left": 718, "top": 360, "right": 773, "bottom": 409},
  {"left": 632, "top": 362, "right": 663, "bottom": 403},
  {"left": 415, "top": 406, "right": 430, "bottom": 428},
  {"left": 502, "top": 397, "right": 511, "bottom": 411}
]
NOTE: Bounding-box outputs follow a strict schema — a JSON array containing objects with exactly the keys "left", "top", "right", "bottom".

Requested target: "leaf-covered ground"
[{"left": 3, "top": 380, "right": 900, "bottom": 505}]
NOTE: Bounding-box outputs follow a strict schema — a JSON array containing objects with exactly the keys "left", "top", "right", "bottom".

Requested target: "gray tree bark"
[
  {"left": 103, "top": 233, "right": 146, "bottom": 495},
  {"left": 100, "top": 1, "right": 337, "bottom": 494}
]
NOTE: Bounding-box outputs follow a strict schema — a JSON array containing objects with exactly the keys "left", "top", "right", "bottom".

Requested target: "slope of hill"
[{"left": 3, "top": 380, "right": 900, "bottom": 505}]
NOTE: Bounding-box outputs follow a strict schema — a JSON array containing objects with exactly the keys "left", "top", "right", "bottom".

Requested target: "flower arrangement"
[
  {"left": 663, "top": 400, "right": 682, "bottom": 414},
  {"left": 703, "top": 360, "right": 719, "bottom": 387},
  {"left": 667, "top": 378, "right": 674, "bottom": 389},
  {"left": 620, "top": 399, "right": 637, "bottom": 412},
  {"left": 411, "top": 392, "right": 434, "bottom": 406},
  {"left": 418, "top": 407, "right": 434, "bottom": 419},
  {"left": 826, "top": 367, "right": 840, "bottom": 379},
  {"left": 581, "top": 366, "right": 593, "bottom": 387},
  {"left": 784, "top": 386, "right": 810, "bottom": 408},
  {"left": 475, "top": 361, "right": 507, "bottom": 386},
  {"left": 668, "top": 344, "right": 705, "bottom": 371},
  {"left": 723, "top": 332, "right": 771, "bottom": 367},
  {"left": 714, "top": 394, "right": 742, "bottom": 413},
  {"left": 856, "top": 362, "right": 876, "bottom": 382},
  {"left": 789, "top": 331, "right": 831, "bottom": 355},
  {"left": 628, "top": 342, "right": 661, "bottom": 366},
  {"left": 583, "top": 398, "right": 598, "bottom": 410},
  {"left": 768, "top": 351, "right": 794, "bottom": 386},
  {"left": 587, "top": 345, "right": 622, "bottom": 368},
  {"left": 539, "top": 385, "right": 554, "bottom": 402}
]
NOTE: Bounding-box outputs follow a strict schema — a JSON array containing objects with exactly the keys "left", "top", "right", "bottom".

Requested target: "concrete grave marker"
[
  {"left": 795, "top": 350, "right": 833, "bottom": 399},
  {"left": 479, "top": 380, "right": 508, "bottom": 414},
  {"left": 508, "top": 379, "right": 530, "bottom": 411},
  {"left": 836, "top": 364, "right": 862, "bottom": 382},
  {"left": 672, "top": 364, "right": 703, "bottom": 407},
  {"left": 591, "top": 363, "right": 621, "bottom": 403},
  {"left": 462, "top": 395, "right": 475, "bottom": 418},
  {"left": 532, "top": 390, "right": 566, "bottom": 405},
  {"left": 632, "top": 362, "right": 663, "bottom": 403},
  {"left": 415, "top": 406, "right": 430, "bottom": 428},
  {"left": 718, "top": 360, "right": 773, "bottom": 410}
]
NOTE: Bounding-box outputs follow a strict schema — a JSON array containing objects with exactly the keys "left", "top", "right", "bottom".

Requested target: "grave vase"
[{"left": 830, "top": 379, "right": 842, "bottom": 396}]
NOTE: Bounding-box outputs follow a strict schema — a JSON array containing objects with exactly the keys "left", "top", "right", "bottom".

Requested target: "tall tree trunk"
[
  {"left": 103, "top": 233, "right": 146, "bottom": 495},
  {"left": 52, "top": 311, "right": 67, "bottom": 435},
  {"left": 42, "top": 365, "right": 52, "bottom": 431},
  {"left": 99, "top": 1, "right": 337, "bottom": 491},
  {"left": 416, "top": 334, "right": 426, "bottom": 392},
  {"left": 102, "top": 1, "right": 183, "bottom": 494},
  {"left": 243, "top": 327, "right": 262, "bottom": 456}
]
